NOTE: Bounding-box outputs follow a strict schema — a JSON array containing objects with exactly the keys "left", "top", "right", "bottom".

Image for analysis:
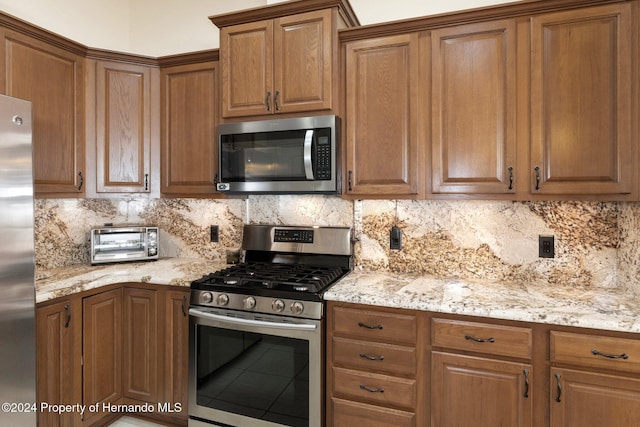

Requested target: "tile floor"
[{"left": 108, "top": 416, "right": 164, "bottom": 426}]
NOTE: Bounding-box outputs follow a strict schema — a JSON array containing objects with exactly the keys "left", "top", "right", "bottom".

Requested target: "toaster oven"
[{"left": 90, "top": 225, "right": 159, "bottom": 264}]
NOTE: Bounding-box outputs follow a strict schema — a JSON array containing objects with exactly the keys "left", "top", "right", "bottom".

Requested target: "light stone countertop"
[
  {"left": 35, "top": 258, "right": 225, "bottom": 304},
  {"left": 36, "top": 260, "right": 640, "bottom": 334},
  {"left": 324, "top": 269, "right": 640, "bottom": 334}
]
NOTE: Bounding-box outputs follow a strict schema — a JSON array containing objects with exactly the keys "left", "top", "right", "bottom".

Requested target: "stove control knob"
[
  {"left": 201, "top": 292, "right": 213, "bottom": 304},
  {"left": 243, "top": 296, "right": 256, "bottom": 310},
  {"left": 217, "top": 294, "right": 229, "bottom": 306},
  {"left": 272, "top": 299, "right": 285, "bottom": 313},
  {"left": 291, "top": 301, "right": 304, "bottom": 316}
]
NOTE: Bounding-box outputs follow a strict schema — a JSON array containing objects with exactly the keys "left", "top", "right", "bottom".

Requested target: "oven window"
[{"left": 196, "top": 325, "right": 309, "bottom": 427}]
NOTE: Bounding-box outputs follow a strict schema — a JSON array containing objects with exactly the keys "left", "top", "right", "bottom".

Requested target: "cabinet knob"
[
  {"left": 266, "top": 90, "right": 272, "bottom": 112},
  {"left": 274, "top": 90, "right": 280, "bottom": 111},
  {"left": 77, "top": 171, "right": 84, "bottom": 191}
]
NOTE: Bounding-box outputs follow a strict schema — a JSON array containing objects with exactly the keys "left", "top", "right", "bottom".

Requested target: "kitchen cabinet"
[
  {"left": 160, "top": 59, "right": 220, "bottom": 196},
  {"left": 343, "top": 33, "right": 425, "bottom": 198},
  {"left": 163, "top": 288, "right": 190, "bottom": 422},
  {"left": 431, "top": 319, "right": 534, "bottom": 427},
  {"left": 36, "top": 297, "right": 82, "bottom": 427},
  {"left": 218, "top": 10, "right": 331, "bottom": 118},
  {"left": 89, "top": 59, "right": 160, "bottom": 196},
  {"left": 36, "top": 284, "right": 190, "bottom": 426},
  {"left": 327, "top": 302, "right": 427, "bottom": 426},
  {"left": 213, "top": 0, "right": 358, "bottom": 119},
  {"left": 0, "top": 28, "right": 85, "bottom": 197},
  {"left": 529, "top": 3, "right": 635, "bottom": 197},
  {"left": 550, "top": 331, "right": 640, "bottom": 427},
  {"left": 122, "top": 287, "right": 158, "bottom": 404},
  {"left": 430, "top": 20, "right": 516, "bottom": 195},
  {"left": 82, "top": 287, "right": 123, "bottom": 425}
]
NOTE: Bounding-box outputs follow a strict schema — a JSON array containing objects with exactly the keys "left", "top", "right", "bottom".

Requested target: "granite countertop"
[
  {"left": 324, "top": 269, "right": 640, "bottom": 334},
  {"left": 36, "top": 259, "right": 640, "bottom": 334},
  {"left": 35, "top": 258, "right": 225, "bottom": 304}
]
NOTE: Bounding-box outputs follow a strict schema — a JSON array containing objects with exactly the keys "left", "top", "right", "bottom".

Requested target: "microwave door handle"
[{"left": 303, "top": 129, "right": 314, "bottom": 180}]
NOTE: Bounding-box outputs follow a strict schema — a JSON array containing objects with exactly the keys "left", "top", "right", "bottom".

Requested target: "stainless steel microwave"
[{"left": 216, "top": 115, "right": 340, "bottom": 194}]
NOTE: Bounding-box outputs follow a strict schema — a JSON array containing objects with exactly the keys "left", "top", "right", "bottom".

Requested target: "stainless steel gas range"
[{"left": 188, "top": 224, "right": 353, "bottom": 427}]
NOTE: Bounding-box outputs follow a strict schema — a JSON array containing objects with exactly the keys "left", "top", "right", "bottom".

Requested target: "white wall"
[{"left": 0, "top": 0, "right": 511, "bottom": 56}]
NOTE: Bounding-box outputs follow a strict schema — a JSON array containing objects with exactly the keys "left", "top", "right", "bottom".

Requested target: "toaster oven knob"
[
  {"left": 243, "top": 296, "right": 256, "bottom": 310},
  {"left": 201, "top": 292, "right": 213, "bottom": 304},
  {"left": 272, "top": 299, "right": 285, "bottom": 313},
  {"left": 217, "top": 294, "right": 229, "bottom": 306},
  {"left": 291, "top": 301, "right": 304, "bottom": 316}
]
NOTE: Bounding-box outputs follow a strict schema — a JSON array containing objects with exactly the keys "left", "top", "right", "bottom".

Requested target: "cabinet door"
[
  {"left": 161, "top": 61, "right": 219, "bottom": 195},
  {"left": 274, "top": 9, "right": 332, "bottom": 114},
  {"left": 431, "top": 20, "right": 516, "bottom": 194},
  {"left": 551, "top": 368, "right": 640, "bottom": 427},
  {"left": 530, "top": 3, "right": 634, "bottom": 196},
  {"left": 220, "top": 20, "right": 273, "bottom": 118},
  {"left": 344, "top": 33, "right": 423, "bottom": 197},
  {"left": 83, "top": 288, "right": 122, "bottom": 424},
  {"left": 432, "top": 352, "right": 532, "bottom": 427},
  {"left": 123, "top": 287, "right": 158, "bottom": 404},
  {"left": 36, "top": 298, "right": 80, "bottom": 427},
  {"left": 95, "top": 60, "right": 156, "bottom": 194},
  {"left": 163, "top": 289, "right": 190, "bottom": 420},
  {"left": 2, "top": 30, "right": 85, "bottom": 196}
]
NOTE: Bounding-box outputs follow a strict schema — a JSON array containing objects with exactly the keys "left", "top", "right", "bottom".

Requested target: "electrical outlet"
[
  {"left": 539, "top": 235, "right": 554, "bottom": 258},
  {"left": 210, "top": 225, "right": 219, "bottom": 243},
  {"left": 390, "top": 226, "right": 402, "bottom": 250}
]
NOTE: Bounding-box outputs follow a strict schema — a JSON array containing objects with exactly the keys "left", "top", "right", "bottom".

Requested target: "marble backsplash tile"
[
  {"left": 34, "top": 198, "right": 245, "bottom": 270},
  {"left": 35, "top": 196, "right": 640, "bottom": 293}
]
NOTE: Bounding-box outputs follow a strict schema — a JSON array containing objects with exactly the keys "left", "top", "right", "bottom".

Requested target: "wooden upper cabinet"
[
  {"left": 431, "top": 20, "right": 516, "bottom": 195},
  {"left": 220, "top": 10, "right": 331, "bottom": 118},
  {"left": 161, "top": 60, "right": 219, "bottom": 196},
  {"left": 220, "top": 19, "right": 273, "bottom": 118},
  {"left": 274, "top": 10, "right": 332, "bottom": 114},
  {"left": 1, "top": 30, "right": 85, "bottom": 197},
  {"left": 344, "top": 33, "right": 423, "bottom": 197},
  {"left": 215, "top": 1, "right": 352, "bottom": 119},
  {"left": 530, "top": 3, "right": 634, "bottom": 196},
  {"left": 94, "top": 60, "right": 158, "bottom": 195}
]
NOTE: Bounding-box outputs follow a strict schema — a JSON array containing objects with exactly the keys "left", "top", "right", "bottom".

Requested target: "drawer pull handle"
[
  {"left": 555, "top": 373, "right": 562, "bottom": 402},
  {"left": 591, "top": 349, "right": 629, "bottom": 360},
  {"left": 523, "top": 369, "right": 529, "bottom": 398},
  {"left": 464, "top": 335, "right": 495, "bottom": 343},
  {"left": 360, "top": 384, "right": 384, "bottom": 393},
  {"left": 358, "top": 322, "right": 383, "bottom": 330},
  {"left": 360, "top": 352, "right": 384, "bottom": 361}
]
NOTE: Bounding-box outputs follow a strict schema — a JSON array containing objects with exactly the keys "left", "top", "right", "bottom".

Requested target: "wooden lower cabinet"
[
  {"left": 550, "top": 368, "right": 640, "bottom": 427},
  {"left": 36, "top": 297, "right": 81, "bottom": 427},
  {"left": 36, "top": 284, "right": 190, "bottom": 427},
  {"left": 332, "top": 397, "right": 415, "bottom": 427},
  {"left": 82, "top": 288, "right": 123, "bottom": 425},
  {"left": 163, "top": 289, "right": 190, "bottom": 421},
  {"left": 431, "top": 352, "right": 533, "bottom": 427},
  {"left": 122, "top": 287, "right": 158, "bottom": 404},
  {"left": 327, "top": 302, "right": 425, "bottom": 426}
]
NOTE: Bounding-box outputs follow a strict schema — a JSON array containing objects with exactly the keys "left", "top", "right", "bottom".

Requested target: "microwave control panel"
[{"left": 314, "top": 132, "right": 331, "bottom": 180}]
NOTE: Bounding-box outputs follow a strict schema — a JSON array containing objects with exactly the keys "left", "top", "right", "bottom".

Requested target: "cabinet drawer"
[
  {"left": 333, "top": 336, "right": 416, "bottom": 376},
  {"left": 432, "top": 318, "right": 532, "bottom": 359},
  {"left": 332, "top": 306, "right": 416, "bottom": 344},
  {"left": 551, "top": 331, "right": 640, "bottom": 374},
  {"left": 332, "top": 397, "right": 415, "bottom": 427},
  {"left": 332, "top": 367, "right": 416, "bottom": 410}
]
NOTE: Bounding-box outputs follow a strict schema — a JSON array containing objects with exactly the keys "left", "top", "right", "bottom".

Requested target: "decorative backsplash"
[{"left": 35, "top": 196, "right": 638, "bottom": 294}]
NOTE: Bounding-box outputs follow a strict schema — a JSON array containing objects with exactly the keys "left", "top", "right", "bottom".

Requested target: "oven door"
[{"left": 189, "top": 306, "right": 323, "bottom": 427}]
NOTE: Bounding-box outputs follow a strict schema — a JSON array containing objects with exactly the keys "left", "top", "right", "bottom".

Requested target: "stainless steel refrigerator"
[{"left": 0, "top": 94, "right": 35, "bottom": 426}]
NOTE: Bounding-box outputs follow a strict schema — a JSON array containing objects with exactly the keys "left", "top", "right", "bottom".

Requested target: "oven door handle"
[
  {"left": 189, "top": 308, "right": 318, "bottom": 331},
  {"left": 303, "top": 129, "right": 315, "bottom": 180}
]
